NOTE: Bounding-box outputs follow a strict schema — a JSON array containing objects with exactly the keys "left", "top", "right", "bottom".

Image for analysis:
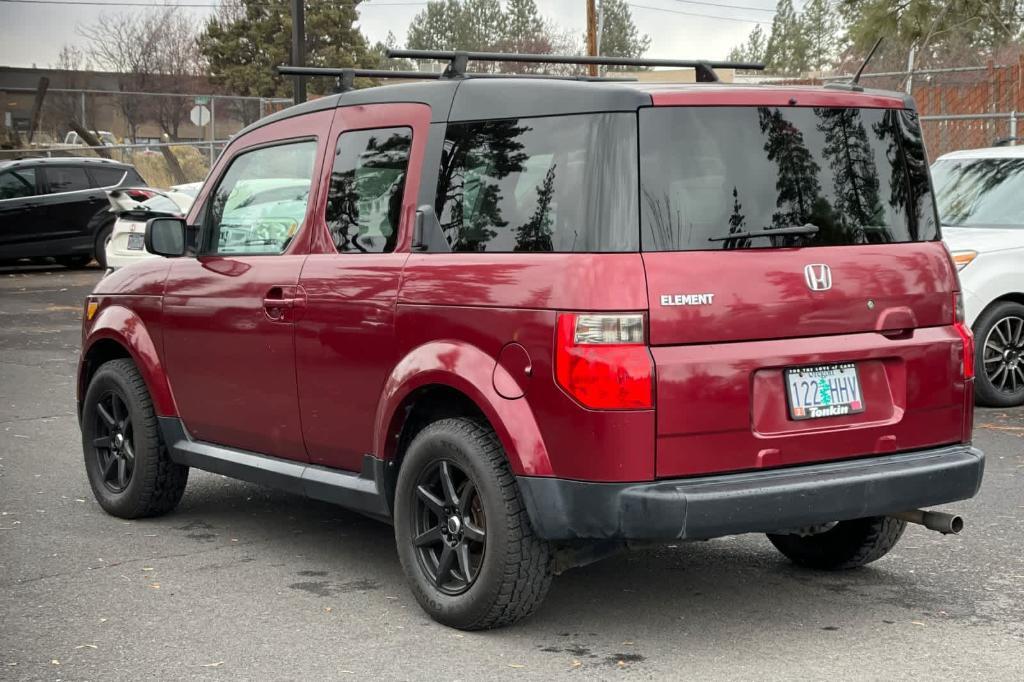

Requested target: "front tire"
[
  {"left": 767, "top": 516, "right": 906, "bottom": 570},
  {"left": 394, "top": 418, "right": 553, "bottom": 630},
  {"left": 81, "top": 358, "right": 188, "bottom": 518},
  {"left": 973, "top": 300, "right": 1024, "bottom": 407}
]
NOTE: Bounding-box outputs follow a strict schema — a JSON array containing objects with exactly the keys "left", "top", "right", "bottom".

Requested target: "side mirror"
[{"left": 145, "top": 217, "right": 187, "bottom": 257}]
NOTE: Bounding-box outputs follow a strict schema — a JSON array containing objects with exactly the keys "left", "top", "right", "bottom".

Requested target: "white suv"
[{"left": 933, "top": 145, "right": 1024, "bottom": 406}]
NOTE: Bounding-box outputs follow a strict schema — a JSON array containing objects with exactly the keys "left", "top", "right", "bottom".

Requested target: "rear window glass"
[
  {"left": 640, "top": 107, "right": 938, "bottom": 251},
  {"left": 435, "top": 113, "right": 638, "bottom": 252}
]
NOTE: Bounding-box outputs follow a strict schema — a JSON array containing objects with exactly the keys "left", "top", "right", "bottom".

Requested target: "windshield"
[
  {"left": 931, "top": 156, "right": 1024, "bottom": 228},
  {"left": 640, "top": 106, "right": 938, "bottom": 251}
]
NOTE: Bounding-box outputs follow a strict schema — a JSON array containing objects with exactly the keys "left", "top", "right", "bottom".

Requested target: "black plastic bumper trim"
[{"left": 517, "top": 445, "right": 985, "bottom": 541}]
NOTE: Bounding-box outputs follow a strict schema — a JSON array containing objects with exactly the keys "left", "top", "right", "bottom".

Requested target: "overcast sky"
[{"left": 0, "top": 0, "right": 778, "bottom": 69}]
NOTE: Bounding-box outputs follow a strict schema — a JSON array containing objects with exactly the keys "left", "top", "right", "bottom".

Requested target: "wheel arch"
[
  {"left": 79, "top": 305, "right": 177, "bottom": 419},
  {"left": 374, "top": 341, "right": 554, "bottom": 494}
]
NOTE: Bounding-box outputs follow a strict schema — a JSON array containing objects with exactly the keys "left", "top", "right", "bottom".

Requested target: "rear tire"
[
  {"left": 394, "top": 418, "right": 553, "bottom": 630},
  {"left": 81, "top": 358, "right": 189, "bottom": 518},
  {"left": 973, "top": 300, "right": 1024, "bottom": 407},
  {"left": 767, "top": 516, "right": 906, "bottom": 570}
]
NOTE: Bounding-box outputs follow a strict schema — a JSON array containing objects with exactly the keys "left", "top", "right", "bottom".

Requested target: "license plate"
[
  {"left": 126, "top": 232, "right": 145, "bottom": 251},
  {"left": 785, "top": 363, "right": 865, "bottom": 420}
]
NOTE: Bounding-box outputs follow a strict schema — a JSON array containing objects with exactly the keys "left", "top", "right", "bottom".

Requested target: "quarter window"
[
  {"left": 0, "top": 168, "right": 36, "bottom": 199},
  {"left": 89, "top": 167, "right": 127, "bottom": 187},
  {"left": 201, "top": 140, "right": 317, "bottom": 256},
  {"left": 325, "top": 127, "right": 412, "bottom": 253},
  {"left": 434, "top": 113, "right": 639, "bottom": 253},
  {"left": 46, "top": 166, "right": 91, "bottom": 193}
]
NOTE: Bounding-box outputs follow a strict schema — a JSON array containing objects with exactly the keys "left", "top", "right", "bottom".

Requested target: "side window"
[
  {"left": 201, "top": 140, "right": 317, "bottom": 256},
  {"left": 89, "top": 167, "right": 127, "bottom": 187},
  {"left": 0, "top": 168, "right": 36, "bottom": 199},
  {"left": 434, "top": 113, "right": 638, "bottom": 253},
  {"left": 45, "top": 166, "right": 91, "bottom": 193},
  {"left": 325, "top": 127, "right": 412, "bottom": 253}
]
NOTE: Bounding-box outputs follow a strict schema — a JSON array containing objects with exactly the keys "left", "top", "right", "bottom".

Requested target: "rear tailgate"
[{"left": 639, "top": 102, "right": 970, "bottom": 478}]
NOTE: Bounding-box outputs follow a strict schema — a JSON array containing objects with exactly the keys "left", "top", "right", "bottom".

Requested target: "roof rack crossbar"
[{"left": 386, "top": 49, "right": 764, "bottom": 82}]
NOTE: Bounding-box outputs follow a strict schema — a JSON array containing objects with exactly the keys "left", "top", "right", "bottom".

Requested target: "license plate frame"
[
  {"left": 784, "top": 362, "right": 865, "bottom": 421},
  {"left": 126, "top": 232, "right": 145, "bottom": 251}
]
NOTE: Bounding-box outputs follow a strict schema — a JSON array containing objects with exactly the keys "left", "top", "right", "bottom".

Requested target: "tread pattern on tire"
[
  {"left": 410, "top": 418, "right": 553, "bottom": 630},
  {"left": 767, "top": 516, "right": 906, "bottom": 571},
  {"left": 973, "top": 300, "right": 1024, "bottom": 407},
  {"left": 94, "top": 359, "right": 188, "bottom": 518}
]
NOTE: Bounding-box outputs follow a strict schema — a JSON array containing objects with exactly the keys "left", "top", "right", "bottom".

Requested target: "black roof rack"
[
  {"left": 386, "top": 49, "right": 765, "bottom": 83},
  {"left": 276, "top": 64, "right": 636, "bottom": 91}
]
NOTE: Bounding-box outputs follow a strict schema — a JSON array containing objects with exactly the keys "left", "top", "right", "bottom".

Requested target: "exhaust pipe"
[{"left": 891, "top": 509, "right": 964, "bottom": 534}]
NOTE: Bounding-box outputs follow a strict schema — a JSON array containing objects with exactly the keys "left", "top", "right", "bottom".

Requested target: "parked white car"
[
  {"left": 104, "top": 183, "right": 201, "bottom": 270},
  {"left": 933, "top": 145, "right": 1024, "bottom": 406}
]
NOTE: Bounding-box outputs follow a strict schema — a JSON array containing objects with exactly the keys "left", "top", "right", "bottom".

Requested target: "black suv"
[{"left": 0, "top": 157, "right": 147, "bottom": 268}]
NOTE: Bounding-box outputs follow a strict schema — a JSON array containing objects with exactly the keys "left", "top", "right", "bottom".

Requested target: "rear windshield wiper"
[{"left": 708, "top": 223, "right": 820, "bottom": 242}]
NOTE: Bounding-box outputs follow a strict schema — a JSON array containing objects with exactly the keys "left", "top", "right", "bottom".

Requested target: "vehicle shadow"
[{"left": 159, "top": 470, "right": 961, "bottom": 651}]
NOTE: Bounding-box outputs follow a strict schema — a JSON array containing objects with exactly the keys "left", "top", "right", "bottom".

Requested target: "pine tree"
[
  {"left": 514, "top": 164, "right": 556, "bottom": 252},
  {"left": 816, "top": 107, "right": 882, "bottom": 242},
  {"left": 727, "top": 24, "right": 767, "bottom": 63},
  {"left": 802, "top": 0, "right": 837, "bottom": 73},
  {"left": 764, "top": 0, "right": 808, "bottom": 76},
  {"left": 598, "top": 0, "right": 651, "bottom": 69},
  {"left": 758, "top": 108, "right": 822, "bottom": 234},
  {"left": 200, "top": 0, "right": 374, "bottom": 98}
]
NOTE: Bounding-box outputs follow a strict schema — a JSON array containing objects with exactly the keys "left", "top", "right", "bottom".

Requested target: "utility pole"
[
  {"left": 585, "top": 0, "right": 598, "bottom": 77},
  {"left": 291, "top": 0, "right": 306, "bottom": 104}
]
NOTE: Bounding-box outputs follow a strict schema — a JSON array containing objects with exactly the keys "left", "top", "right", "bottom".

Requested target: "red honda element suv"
[{"left": 77, "top": 51, "right": 984, "bottom": 630}]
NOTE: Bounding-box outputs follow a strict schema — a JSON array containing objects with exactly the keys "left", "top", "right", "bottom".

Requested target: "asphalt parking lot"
[{"left": 1, "top": 264, "right": 1022, "bottom": 681}]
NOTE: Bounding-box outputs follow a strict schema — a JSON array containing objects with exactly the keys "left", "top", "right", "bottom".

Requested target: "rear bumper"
[{"left": 517, "top": 445, "right": 984, "bottom": 541}]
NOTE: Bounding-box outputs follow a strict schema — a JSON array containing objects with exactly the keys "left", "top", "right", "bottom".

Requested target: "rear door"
[
  {"left": 295, "top": 103, "right": 430, "bottom": 472},
  {"left": 38, "top": 165, "right": 106, "bottom": 242},
  {"left": 639, "top": 103, "right": 969, "bottom": 477}
]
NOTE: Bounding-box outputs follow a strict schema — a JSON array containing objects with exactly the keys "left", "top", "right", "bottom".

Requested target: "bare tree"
[
  {"left": 47, "top": 45, "right": 93, "bottom": 140},
  {"left": 78, "top": 9, "right": 203, "bottom": 141}
]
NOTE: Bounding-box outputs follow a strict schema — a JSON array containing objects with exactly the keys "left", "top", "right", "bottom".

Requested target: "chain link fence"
[{"left": 1, "top": 87, "right": 292, "bottom": 187}]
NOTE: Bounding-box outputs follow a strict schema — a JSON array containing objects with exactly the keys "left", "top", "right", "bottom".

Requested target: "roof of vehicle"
[
  {"left": 0, "top": 156, "right": 134, "bottom": 171},
  {"left": 238, "top": 77, "right": 912, "bottom": 139},
  {"left": 935, "top": 145, "right": 1024, "bottom": 161}
]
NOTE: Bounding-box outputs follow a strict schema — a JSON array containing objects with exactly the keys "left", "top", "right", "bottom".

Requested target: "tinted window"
[
  {"left": 0, "top": 168, "right": 36, "bottom": 199},
  {"left": 931, "top": 157, "right": 1024, "bottom": 228},
  {"left": 201, "top": 140, "right": 317, "bottom": 255},
  {"left": 326, "top": 127, "right": 411, "bottom": 253},
  {"left": 435, "top": 113, "right": 638, "bottom": 252},
  {"left": 89, "top": 167, "right": 127, "bottom": 187},
  {"left": 46, "top": 166, "right": 92, "bottom": 193},
  {"left": 640, "top": 107, "right": 938, "bottom": 251}
]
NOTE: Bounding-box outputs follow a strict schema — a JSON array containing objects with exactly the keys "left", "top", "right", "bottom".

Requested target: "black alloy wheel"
[
  {"left": 91, "top": 391, "right": 136, "bottom": 493},
  {"left": 412, "top": 459, "right": 487, "bottom": 596},
  {"left": 982, "top": 315, "right": 1024, "bottom": 396}
]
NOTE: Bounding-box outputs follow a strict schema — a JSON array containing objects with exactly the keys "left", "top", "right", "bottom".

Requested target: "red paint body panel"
[
  {"left": 82, "top": 301, "right": 177, "bottom": 416},
  {"left": 643, "top": 242, "right": 956, "bottom": 346},
  {"left": 652, "top": 327, "right": 967, "bottom": 477}
]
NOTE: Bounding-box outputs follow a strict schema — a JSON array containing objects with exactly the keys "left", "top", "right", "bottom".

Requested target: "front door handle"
[{"left": 263, "top": 285, "right": 305, "bottom": 321}]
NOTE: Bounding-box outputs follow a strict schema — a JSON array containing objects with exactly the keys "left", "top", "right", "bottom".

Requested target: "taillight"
[
  {"left": 555, "top": 313, "right": 653, "bottom": 409},
  {"left": 125, "top": 188, "right": 156, "bottom": 201},
  {"left": 953, "top": 292, "right": 975, "bottom": 380}
]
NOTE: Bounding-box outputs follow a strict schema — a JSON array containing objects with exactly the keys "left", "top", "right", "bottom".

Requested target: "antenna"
[{"left": 852, "top": 37, "right": 884, "bottom": 86}]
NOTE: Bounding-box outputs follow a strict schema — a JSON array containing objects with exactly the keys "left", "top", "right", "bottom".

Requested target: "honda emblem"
[{"left": 804, "top": 264, "right": 832, "bottom": 291}]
